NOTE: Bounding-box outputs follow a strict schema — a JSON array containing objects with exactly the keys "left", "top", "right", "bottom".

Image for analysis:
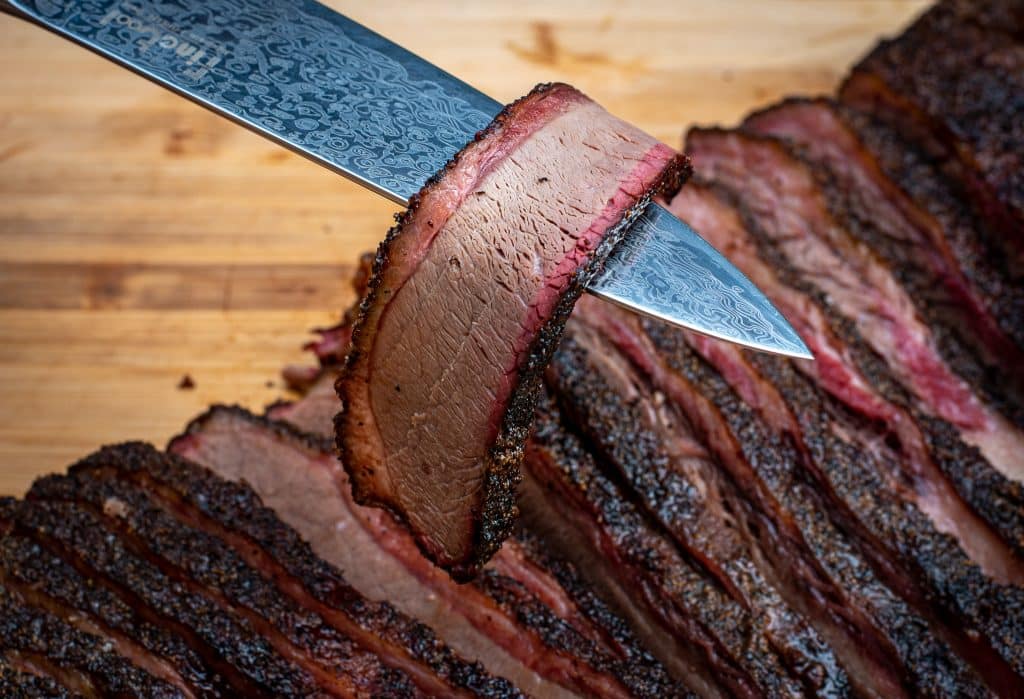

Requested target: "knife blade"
[{"left": 1, "top": 0, "right": 812, "bottom": 359}]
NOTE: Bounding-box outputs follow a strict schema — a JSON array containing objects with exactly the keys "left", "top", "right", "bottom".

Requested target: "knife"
[{"left": 1, "top": 0, "right": 812, "bottom": 359}]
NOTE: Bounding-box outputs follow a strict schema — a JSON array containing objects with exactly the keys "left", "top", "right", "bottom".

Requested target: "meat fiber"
[
  {"left": 840, "top": 0, "right": 1024, "bottom": 258},
  {"left": 172, "top": 405, "right": 685, "bottom": 699},
  {"left": 686, "top": 128, "right": 1024, "bottom": 483},
  {"left": 337, "top": 82, "right": 689, "bottom": 579}
]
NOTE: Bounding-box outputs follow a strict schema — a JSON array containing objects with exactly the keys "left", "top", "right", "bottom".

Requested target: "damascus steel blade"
[
  {"left": 592, "top": 204, "right": 812, "bottom": 358},
  {"left": 1, "top": 0, "right": 812, "bottom": 359}
]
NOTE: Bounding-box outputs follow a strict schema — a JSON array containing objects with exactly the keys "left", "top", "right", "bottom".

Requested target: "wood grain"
[{"left": 0, "top": 0, "right": 930, "bottom": 495}]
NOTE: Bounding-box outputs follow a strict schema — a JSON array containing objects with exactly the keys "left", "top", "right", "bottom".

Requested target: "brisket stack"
[{"left": 1, "top": 1, "right": 1022, "bottom": 696}]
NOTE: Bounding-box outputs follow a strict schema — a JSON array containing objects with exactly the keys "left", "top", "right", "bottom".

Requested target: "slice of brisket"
[
  {"left": 173, "top": 405, "right": 686, "bottom": 699},
  {"left": 839, "top": 0, "right": 1024, "bottom": 256},
  {"left": 685, "top": 127, "right": 1024, "bottom": 483},
  {"left": 337, "top": 82, "right": 689, "bottom": 578}
]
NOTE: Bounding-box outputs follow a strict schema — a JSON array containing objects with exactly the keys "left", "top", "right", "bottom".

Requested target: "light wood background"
[{"left": 0, "top": 1, "right": 929, "bottom": 495}]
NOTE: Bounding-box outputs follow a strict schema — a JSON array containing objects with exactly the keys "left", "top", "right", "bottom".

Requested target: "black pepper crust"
[
  {"left": 336, "top": 81, "right": 691, "bottom": 581},
  {"left": 548, "top": 324, "right": 850, "bottom": 698},
  {"left": 28, "top": 468, "right": 424, "bottom": 699},
  {"left": 703, "top": 176, "right": 1024, "bottom": 567},
  {"left": 0, "top": 583, "right": 184, "bottom": 699},
  {"left": 8, "top": 496, "right": 315, "bottom": 698},
  {"left": 0, "top": 531, "right": 231, "bottom": 698},
  {"left": 0, "top": 657, "right": 75, "bottom": 699},
  {"left": 121, "top": 434, "right": 524, "bottom": 699},
  {"left": 526, "top": 391, "right": 756, "bottom": 699}
]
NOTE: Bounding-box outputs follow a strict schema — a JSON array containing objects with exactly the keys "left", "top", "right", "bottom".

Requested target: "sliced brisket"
[
  {"left": 337, "top": 82, "right": 689, "bottom": 578},
  {"left": 173, "top": 405, "right": 686, "bottom": 699},
  {"left": 686, "top": 127, "right": 1024, "bottom": 482},
  {"left": 0, "top": 584, "right": 185, "bottom": 699},
  {"left": 839, "top": 0, "right": 1024, "bottom": 254},
  {"left": 575, "top": 298, "right": 994, "bottom": 698},
  {"left": 665, "top": 181, "right": 1024, "bottom": 582},
  {"left": 521, "top": 393, "right": 758, "bottom": 699},
  {"left": 743, "top": 98, "right": 1024, "bottom": 381},
  {"left": 547, "top": 319, "right": 845, "bottom": 697}
]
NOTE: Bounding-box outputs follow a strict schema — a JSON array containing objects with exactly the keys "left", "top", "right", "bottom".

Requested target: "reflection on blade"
[{"left": 590, "top": 203, "right": 814, "bottom": 359}]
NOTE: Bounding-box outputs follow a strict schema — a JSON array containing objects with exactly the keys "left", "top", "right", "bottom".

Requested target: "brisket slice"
[
  {"left": 666, "top": 181, "right": 1024, "bottom": 583},
  {"left": 521, "top": 393, "right": 755, "bottom": 699},
  {"left": 173, "top": 405, "right": 686, "bottom": 699},
  {"left": 839, "top": 0, "right": 1024, "bottom": 253},
  {"left": 337, "top": 82, "right": 689, "bottom": 578},
  {"left": 686, "top": 127, "right": 1024, "bottom": 482},
  {"left": 0, "top": 583, "right": 184, "bottom": 699},
  {"left": 268, "top": 369, "right": 342, "bottom": 437},
  {"left": 547, "top": 319, "right": 846, "bottom": 697},
  {"left": 71, "top": 441, "right": 521, "bottom": 699},
  {"left": 743, "top": 98, "right": 1024, "bottom": 380}
]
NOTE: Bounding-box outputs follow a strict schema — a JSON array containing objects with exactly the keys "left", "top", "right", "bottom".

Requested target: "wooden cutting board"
[{"left": 0, "top": 0, "right": 929, "bottom": 495}]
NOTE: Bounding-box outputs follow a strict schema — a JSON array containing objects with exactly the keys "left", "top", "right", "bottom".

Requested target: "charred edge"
[
  {"left": 113, "top": 437, "right": 523, "bottom": 699},
  {"left": 173, "top": 405, "right": 334, "bottom": 455},
  {"left": 0, "top": 532, "right": 229, "bottom": 698},
  {"left": 0, "top": 584, "right": 183, "bottom": 699},
  {"left": 0, "top": 656, "right": 77, "bottom": 699}
]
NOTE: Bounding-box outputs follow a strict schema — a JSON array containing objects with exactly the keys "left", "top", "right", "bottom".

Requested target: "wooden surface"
[{"left": 0, "top": 0, "right": 930, "bottom": 495}]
